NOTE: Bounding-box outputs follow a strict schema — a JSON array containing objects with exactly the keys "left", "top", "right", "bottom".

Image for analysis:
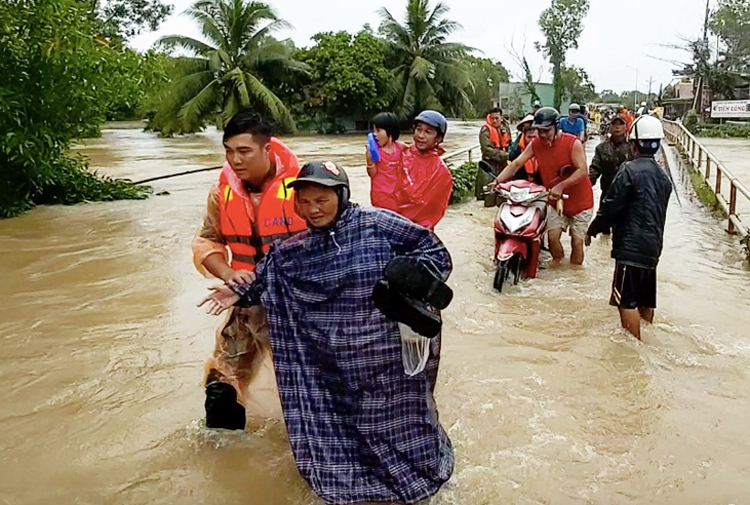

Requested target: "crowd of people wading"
[{"left": 196, "top": 102, "right": 672, "bottom": 504}]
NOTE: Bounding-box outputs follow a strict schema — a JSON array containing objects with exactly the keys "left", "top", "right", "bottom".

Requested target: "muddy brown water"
[{"left": 1, "top": 123, "right": 750, "bottom": 505}]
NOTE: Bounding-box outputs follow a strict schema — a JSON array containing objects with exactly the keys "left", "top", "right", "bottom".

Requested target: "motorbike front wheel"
[{"left": 493, "top": 260, "right": 510, "bottom": 293}]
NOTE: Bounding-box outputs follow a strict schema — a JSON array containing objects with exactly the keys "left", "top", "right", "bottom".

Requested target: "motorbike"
[{"left": 486, "top": 180, "right": 550, "bottom": 293}]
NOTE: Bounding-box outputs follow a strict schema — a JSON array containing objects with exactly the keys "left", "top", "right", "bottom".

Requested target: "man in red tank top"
[{"left": 493, "top": 107, "right": 594, "bottom": 265}]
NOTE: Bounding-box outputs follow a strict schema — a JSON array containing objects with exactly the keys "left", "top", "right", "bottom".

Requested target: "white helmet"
[
  {"left": 629, "top": 115, "right": 664, "bottom": 141},
  {"left": 640, "top": 101, "right": 647, "bottom": 107}
]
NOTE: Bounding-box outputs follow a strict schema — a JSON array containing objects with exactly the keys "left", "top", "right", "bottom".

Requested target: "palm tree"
[
  {"left": 378, "top": 0, "right": 474, "bottom": 118},
  {"left": 152, "top": 0, "right": 306, "bottom": 134}
]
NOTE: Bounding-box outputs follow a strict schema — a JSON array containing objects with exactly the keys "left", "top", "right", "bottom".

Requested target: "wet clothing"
[
  {"left": 479, "top": 123, "right": 510, "bottom": 171},
  {"left": 547, "top": 207, "right": 594, "bottom": 238},
  {"left": 589, "top": 136, "right": 632, "bottom": 197},
  {"left": 531, "top": 133, "right": 594, "bottom": 218},
  {"left": 587, "top": 155, "right": 672, "bottom": 268},
  {"left": 236, "top": 206, "right": 454, "bottom": 505},
  {"left": 610, "top": 261, "right": 657, "bottom": 309},
  {"left": 192, "top": 138, "right": 305, "bottom": 420},
  {"left": 558, "top": 116, "right": 585, "bottom": 138},
  {"left": 370, "top": 141, "right": 406, "bottom": 212},
  {"left": 397, "top": 144, "right": 453, "bottom": 230}
]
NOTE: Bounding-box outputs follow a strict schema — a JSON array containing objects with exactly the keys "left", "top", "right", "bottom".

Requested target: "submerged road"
[{"left": 0, "top": 123, "right": 749, "bottom": 504}]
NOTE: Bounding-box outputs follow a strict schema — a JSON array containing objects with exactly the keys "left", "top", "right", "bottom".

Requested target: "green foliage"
[
  {"left": 709, "top": 0, "right": 750, "bottom": 74},
  {"left": 448, "top": 162, "right": 478, "bottom": 204},
  {"left": 684, "top": 110, "right": 699, "bottom": 133},
  {"left": 378, "top": 0, "right": 475, "bottom": 118},
  {"left": 465, "top": 56, "right": 510, "bottom": 116},
  {"left": 295, "top": 30, "right": 391, "bottom": 131},
  {"left": 150, "top": 0, "right": 307, "bottom": 135},
  {"left": 740, "top": 232, "right": 750, "bottom": 259},
  {"left": 0, "top": 0, "right": 151, "bottom": 218},
  {"left": 94, "top": 0, "right": 174, "bottom": 39},
  {"left": 698, "top": 123, "right": 750, "bottom": 138},
  {"left": 536, "top": 0, "right": 590, "bottom": 110},
  {"left": 560, "top": 65, "right": 596, "bottom": 104},
  {"left": 103, "top": 49, "right": 172, "bottom": 121}
]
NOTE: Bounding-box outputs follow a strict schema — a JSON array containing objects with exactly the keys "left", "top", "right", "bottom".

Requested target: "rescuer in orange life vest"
[{"left": 192, "top": 110, "right": 307, "bottom": 430}]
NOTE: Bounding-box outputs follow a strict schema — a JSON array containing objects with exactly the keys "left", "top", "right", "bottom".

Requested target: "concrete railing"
[{"left": 662, "top": 119, "right": 749, "bottom": 237}]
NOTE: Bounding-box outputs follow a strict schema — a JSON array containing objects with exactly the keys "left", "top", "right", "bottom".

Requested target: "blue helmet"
[{"left": 413, "top": 110, "right": 448, "bottom": 137}]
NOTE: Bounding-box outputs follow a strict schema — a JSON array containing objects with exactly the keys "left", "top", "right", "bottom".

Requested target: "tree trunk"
[{"left": 552, "top": 60, "right": 563, "bottom": 111}]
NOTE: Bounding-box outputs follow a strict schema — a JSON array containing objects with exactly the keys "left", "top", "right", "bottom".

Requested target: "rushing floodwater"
[{"left": 1, "top": 123, "right": 750, "bottom": 505}]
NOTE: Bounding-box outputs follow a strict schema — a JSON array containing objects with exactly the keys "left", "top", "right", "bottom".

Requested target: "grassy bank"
[
  {"left": 697, "top": 124, "right": 750, "bottom": 139},
  {"left": 448, "top": 162, "right": 478, "bottom": 205}
]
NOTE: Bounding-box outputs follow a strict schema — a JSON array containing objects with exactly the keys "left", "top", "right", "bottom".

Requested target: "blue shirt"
[{"left": 559, "top": 116, "right": 585, "bottom": 136}]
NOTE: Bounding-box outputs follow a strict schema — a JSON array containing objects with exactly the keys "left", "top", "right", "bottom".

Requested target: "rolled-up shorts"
[
  {"left": 546, "top": 207, "right": 594, "bottom": 239},
  {"left": 610, "top": 261, "right": 657, "bottom": 310}
]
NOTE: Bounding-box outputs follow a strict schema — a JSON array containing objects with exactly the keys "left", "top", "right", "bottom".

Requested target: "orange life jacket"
[
  {"left": 519, "top": 133, "right": 538, "bottom": 176},
  {"left": 218, "top": 138, "right": 307, "bottom": 271}
]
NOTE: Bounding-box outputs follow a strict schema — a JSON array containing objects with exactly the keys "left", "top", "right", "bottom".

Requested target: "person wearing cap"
[
  {"left": 191, "top": 110, "right": 308, "bottom": 430},
  {"left": 508, "top": 114, "right": 540, "bottom": 184},
  {"left": 493, "top": 107, "right": 595, "bottom": 265},
  {"left": 558, "top": 103, "right": 586, "bottom": 142},
  {"left": 586, "top": 116, "right": 673, "bottom": 339},
  {"left": 199, "top": 161, "right": 455, "bottom": 504},
  {"left": 396, "top": 110, "right": 454, "bottom": 230},
  {"left": 589, "top": 113, "right": 632, "bottom": 202}
]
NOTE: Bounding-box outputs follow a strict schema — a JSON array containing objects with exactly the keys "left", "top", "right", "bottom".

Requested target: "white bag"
[{"left": 398, "top": 323, "right": 430, "bottom": 377}]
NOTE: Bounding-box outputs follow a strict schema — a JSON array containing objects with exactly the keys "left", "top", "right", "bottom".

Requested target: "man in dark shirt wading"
[{"left": 586, "top": 115, "right": 673, "bottom": 339}]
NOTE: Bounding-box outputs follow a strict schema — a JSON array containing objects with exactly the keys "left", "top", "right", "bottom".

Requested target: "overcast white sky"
[{"left": 132, "top": 0, "right": 712, "bottom": 94}]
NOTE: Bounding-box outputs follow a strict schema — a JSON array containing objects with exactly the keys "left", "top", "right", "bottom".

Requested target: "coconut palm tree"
[
  {"left": 378, "top": 0, "right": 474, "bottom": 118},
  {"left": 152, "top": 0, "right": 306, "bottom": 134}
]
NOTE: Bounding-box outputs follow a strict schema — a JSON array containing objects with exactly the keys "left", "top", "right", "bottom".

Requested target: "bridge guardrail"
[
  {"left": 442, "top": 144, "right": 481, "bottom": 165},
  {"left": 661, "top": 119, "right": 749, "bottom": 237}
]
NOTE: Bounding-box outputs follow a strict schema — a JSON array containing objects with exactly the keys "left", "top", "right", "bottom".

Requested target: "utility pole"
[
  {"left": 703, "top": 0, "right": 710, "bottom": 42},
  {"left": 647, "top": 76, "right": 656, "bottom": 105},
  {"left": 696, "top": 0, "right": 711, "bottom": 113}
]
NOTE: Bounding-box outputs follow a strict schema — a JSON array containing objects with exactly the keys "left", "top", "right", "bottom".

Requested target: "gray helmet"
[
  {"left": 414, "top": 110, "right": 448, "bottom": 137},
  {"left": 531, "top": 107, "right": 560, "bottom": 129},
  {"left": 288, "top": 161, "right": 349, "bottom": 190},
  {"left": 569, "top": 103, "right": 581, "bottom": 112}
]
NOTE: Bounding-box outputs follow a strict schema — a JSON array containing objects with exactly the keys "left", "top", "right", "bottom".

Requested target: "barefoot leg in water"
[
  {"left": 639, "top": 308, "right": 654, "bottom": 324},
  {"left": 570, "top": 234, "right": 585, "bottom": 265},
  {"left": 619, "top": 308, "right": 642, "bottom": 340},
  {"left": 548, "top": 228, "right": 565, "bottom": 261}
]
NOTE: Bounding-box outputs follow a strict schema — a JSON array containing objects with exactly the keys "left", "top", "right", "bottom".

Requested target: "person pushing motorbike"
[{"left": 493, "top": 107, "right": 594, "bottom": 266}]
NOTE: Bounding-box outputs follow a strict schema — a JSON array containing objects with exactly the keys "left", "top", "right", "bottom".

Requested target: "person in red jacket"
[
  {"left": 493, "top": 107, "right": 594, "bottom": 265},
  {"left": 365, "top": 112, "right": 407, "bottom": 212},
  {"left": 396, "top": 110, "right": 454, "bottom": 230}
]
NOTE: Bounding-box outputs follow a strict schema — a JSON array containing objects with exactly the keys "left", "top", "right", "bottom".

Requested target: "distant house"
[
  {"left": 494, "top": 82, "right": 573, "bottom": 119},
  {"left": 662, "top": 78, "right": 696, "bottom": 119}
]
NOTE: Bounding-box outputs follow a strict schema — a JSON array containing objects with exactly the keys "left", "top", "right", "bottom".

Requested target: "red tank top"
[{"left": 531, "top": 133, "right": 594, "bottom": 217}]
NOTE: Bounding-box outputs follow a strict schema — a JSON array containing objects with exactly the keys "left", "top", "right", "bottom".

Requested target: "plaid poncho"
[{"left": 239, "top": 206, "right": 454, "bottom": 504}]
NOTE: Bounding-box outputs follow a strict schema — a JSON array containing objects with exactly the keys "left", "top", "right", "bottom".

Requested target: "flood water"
[
  {"left": 1, "top": 123, "right": 750, "bottom": 505},
  {"left": 695, "top": 137, "right": 750, "bottom": 221}
]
